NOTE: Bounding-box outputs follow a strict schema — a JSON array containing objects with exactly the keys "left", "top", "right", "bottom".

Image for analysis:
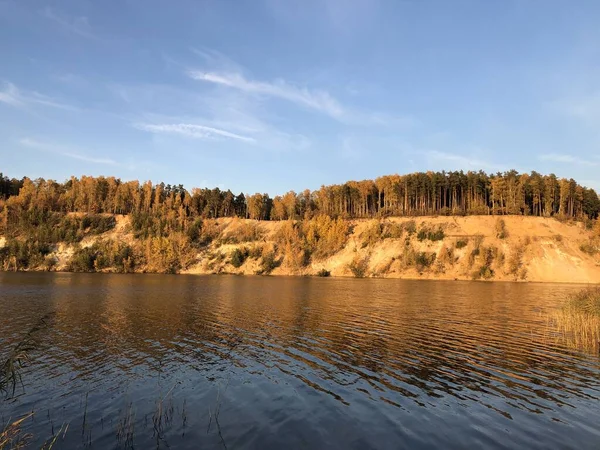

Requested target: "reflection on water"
[{"left": 1, "top": 273, "right": 599, "bottom": 449}]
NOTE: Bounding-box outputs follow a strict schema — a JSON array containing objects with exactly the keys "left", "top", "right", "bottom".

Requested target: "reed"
[
  {"left": 40, "top": 422, "right": 68, "bottom": 450},
  {"left": 116, "top": 402, "right": 135, "bottom": 449},
  {"left": 0, "top": 413, "right": 33, "bottom": 450},
  {"left": 551, "top": 287, "right": 600, "bottom": 352},
  {"left": 1, "top": 312, "right": 55, "bottom": 397}
]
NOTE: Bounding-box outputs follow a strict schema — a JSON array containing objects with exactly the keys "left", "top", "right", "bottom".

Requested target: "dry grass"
[
  {"left": 0, "top": 413, "right": 33, "bottom": 450},
  {"left": 550, "top": 287, "right": 600, "bottom": 352}
]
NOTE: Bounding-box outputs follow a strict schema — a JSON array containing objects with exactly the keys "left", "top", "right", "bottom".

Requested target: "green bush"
[
  {"left": 256, "top": 252, "right": 280, "bottom": 275},
  {"left": 316, "top": 268, "right": 331, "bottom": 277},
  {"left": 230, "top": 248, "right": 249, "bottom": 268},
  {"left": 69, "top": 246, "right": 96, "bottom": 272},
  {"left": 67, "top": 241, "right": 135, "bottom": 273},
  {"left": 417, "top": 227, "right": 445, "bottom": 242},
  {"left": 415, "top": 252, "right": 436, "bottom": 271},
  {"left": 455, "top": 239, "right": 468, "bottom": 249},
  {"left": 347, "top": 256, "right": 369, "bottom": 278},
  {"left": 475, "top": 265, "right": 494, "bottom": 280},
  {"left": 0, "top": 239, "right": 51, "bottom": 270}
]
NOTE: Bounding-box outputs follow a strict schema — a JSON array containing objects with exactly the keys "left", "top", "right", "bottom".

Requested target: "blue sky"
[{"left": 1, "top": 0, "right": 599, "bottom": 194}]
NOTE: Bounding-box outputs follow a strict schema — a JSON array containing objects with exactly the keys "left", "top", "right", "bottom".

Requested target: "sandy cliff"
[
  {"left": 1, "top": 215, "right": 599, "bottom": 283},
  {"left": 185, "top": 216, "right": 600, "bottom": 283}
]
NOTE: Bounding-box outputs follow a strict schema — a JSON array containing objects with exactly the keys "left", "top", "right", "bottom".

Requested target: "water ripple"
[{"left": 1, "top": 273, "right": 599, "bottom": 449}]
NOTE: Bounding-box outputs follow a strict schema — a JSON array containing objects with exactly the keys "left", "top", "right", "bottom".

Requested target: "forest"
[
  {"left": 1, "top": 170, "right": 599, "bottom": 223},
  {"left": 1, "top": 170, "right": 599, "bottom": 274}
]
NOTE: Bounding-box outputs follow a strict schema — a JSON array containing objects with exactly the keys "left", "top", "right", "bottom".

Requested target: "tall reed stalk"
[{"left": 551, "top": 287, "right": 600, "bottom": 352}]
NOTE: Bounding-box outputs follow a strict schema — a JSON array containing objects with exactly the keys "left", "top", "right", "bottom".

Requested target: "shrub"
[
  {"left": 248, "top": 245, "right": 264, "bottom": 259},
  {"left": 415, "top": 252, "right": 436, "bottom": 271},
  {"left": 256, "top": 251, "right": 280, "bottom": 275},
  {"left": 347, "top": 255, "right": 369, "bottom": 278},
  {"left": 68, "top": 240, "right": 136, "bottom": 273},
  {"left": 507, "top": 244, "right": 525, "bottom": 278},
  {"left": 198, "top": 219, "right": 223, "bottom": 246},
  {"left": 316, "top": 268, "right": 331, "bottom": 277},
  {"left": 417, "top": 227, "right": 445, "bottom": 242},
  {"left": 473, "top": 234, "right": 484, "bottom": 249},
  {"left": 303, "top": 215, "right": 349, "bottom": 259},
  {"left": 474, "top": 265, "right": 494, "bottom": 280},
  {"left": 381, "top": 222, "right": 405, "bottom": 239},
  {"left": 435, "top": 245, "right": 455, "bottom": 273},
  {"left": 0, "top": 239, "right": 51, "bottom": 270},
  {"left": 69, "top": 246, "right": 96, "bottom": 272},
  {"left": 403, "top": 220, "right": 417, "bottom": 235},
  {"left": 275, "top": 221, "right": 311, "bottom": 269},
  {"left": 361, "top": 220, "right": 383, "bottom": 246},
  {"left": 43, "top": 255, "right": 57, "bottom": 271},
  {"left": 495, "top": 218, "right": 509, "bottom": 239},
  {"left": 580, "top": 241, "right": 598, "bottom": 256},
  {"left": 230, "top": 248, "right": 249, "bottom": 268},
  {"left": 398, "top": 243, "right": 417, "bottom": 269},
  {"left": 455, "top": 239, "right": 468, "bottom": 249},
  {"left": 186, "top": 219, "right": 202, "bottom": 242}
]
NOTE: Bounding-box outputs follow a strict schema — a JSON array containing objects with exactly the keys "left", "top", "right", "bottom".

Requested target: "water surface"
[{"left": 1, "top": 273, "right": 599, "bottom": 449}]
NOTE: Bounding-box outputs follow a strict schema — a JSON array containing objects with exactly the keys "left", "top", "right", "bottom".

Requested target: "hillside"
[{"left": 2, "top": 215, "right": 599, "bottom": 283}]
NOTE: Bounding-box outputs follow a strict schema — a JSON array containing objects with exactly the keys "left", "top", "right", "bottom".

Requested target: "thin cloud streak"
[
  {"left": 0, "top": 82, "right": 25, "bottom": 107},
  {"left": 19, "top": 138, "right": 118, "bottom": 165},
  {"left": 134, "top": 123, "right": 256, "bottom": 143},
  {"left": 41, "top": 7, "right": 97, "bottom": 40},
  {"left": 188, "top": 69, "right": 415, "bottom": 127},
  {"left": 539, "top": 153, "right": 598, "bottom": 166},
  {"left": 188, "top": 71, "right": 345, "bottom": 118},
  {"left": 0, "top": 81, "right": 78, "bottom": 111}
]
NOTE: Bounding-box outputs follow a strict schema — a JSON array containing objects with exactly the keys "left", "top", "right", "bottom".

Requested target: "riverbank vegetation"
[
  {"left": 0, "top": 171, "right": 599, "bottom": 279},
  {"left": 551, "top": 287, "right": 600, "bottom": 352}
]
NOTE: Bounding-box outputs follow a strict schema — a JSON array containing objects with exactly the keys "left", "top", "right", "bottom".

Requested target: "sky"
[{"left": 1, "top": 0, "right": 599, "bottom": 195}]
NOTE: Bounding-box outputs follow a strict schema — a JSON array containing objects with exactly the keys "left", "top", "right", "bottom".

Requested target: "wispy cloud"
[
  {"left": 0, "top": 81, "right": 77, "bottom": 111},
  {"left": 134, "top": 123, "right": 256, "bottom": 143},
  {"left": 41, "top": 7, "right": 97, "bottom": 40},
  {"left": 188, "top": 69, "right": 415, "bottom": 127},
  {"left": 0, "top": 81, "right": 23, "bottom": 107},
  {"left": 538, "top": 153, "right": 598, "bottom": 166},
  {"left": 188, "top": 71, "right": 345, "bottom": 119},
  {"left": 19, "top": 138, "right": 117, "bottom": 165}
]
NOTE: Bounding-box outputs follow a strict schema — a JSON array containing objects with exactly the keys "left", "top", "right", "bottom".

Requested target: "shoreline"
[{"left": 3, "top": 269, "right": 599, "bottom": 286}]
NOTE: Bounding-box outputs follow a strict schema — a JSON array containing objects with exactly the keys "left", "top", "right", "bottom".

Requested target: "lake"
[{"left": 0, "top": 273, "right": 599, "bottom": 449}]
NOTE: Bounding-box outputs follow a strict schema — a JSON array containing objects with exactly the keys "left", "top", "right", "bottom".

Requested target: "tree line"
[{"left": 1, "top": 170, "right": 599, "bottom": 232}]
